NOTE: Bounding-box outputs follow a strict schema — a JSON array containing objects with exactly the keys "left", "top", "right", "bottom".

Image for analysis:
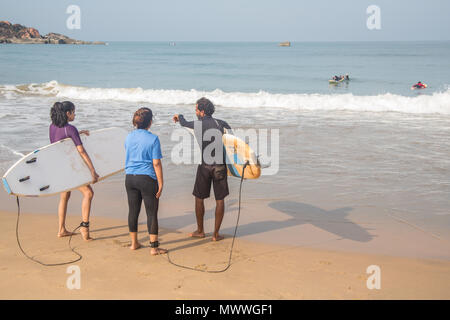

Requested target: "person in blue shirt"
[{"left": 125, "top": 107, "right": 167, "bottom": 255}]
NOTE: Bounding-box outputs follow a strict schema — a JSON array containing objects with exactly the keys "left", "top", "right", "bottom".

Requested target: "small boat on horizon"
[{"left": 279, "top": 41, "right": 291, "bottom": 47}]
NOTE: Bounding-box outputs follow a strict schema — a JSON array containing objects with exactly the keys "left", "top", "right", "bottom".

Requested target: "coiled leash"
[
  {"left": 165, "top": 161, "right": 249, "bottom": 273},
  {"left": 15, "top": 196, "right": 84, "bottom": 266},
  {"left": 15, "top": 160, "right": 249, "bottom": 269}
]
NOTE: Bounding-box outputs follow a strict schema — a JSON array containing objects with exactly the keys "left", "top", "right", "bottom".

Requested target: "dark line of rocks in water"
[{"left": 0, "top": 21, "right": 105, "bottom": 45}]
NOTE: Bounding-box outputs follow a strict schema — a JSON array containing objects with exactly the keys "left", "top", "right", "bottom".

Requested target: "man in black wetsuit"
[{"left": 173, "top": 97, "right": 231, "bottom": 241}]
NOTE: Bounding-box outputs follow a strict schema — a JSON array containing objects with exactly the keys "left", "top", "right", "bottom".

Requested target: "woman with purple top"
[{"left": 49, "top": 101, "right": 99, "bottom": 241}]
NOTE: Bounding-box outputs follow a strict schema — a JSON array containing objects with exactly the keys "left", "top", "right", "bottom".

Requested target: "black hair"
[
  {"left": 133, "top": 107, "right": 153, "bottom": 129},
  {"left": 196, "top": 97, "right": 215, "bottom": 116},
  {"left": 50, "top": 101, "right": 75, "bottom": 128}
]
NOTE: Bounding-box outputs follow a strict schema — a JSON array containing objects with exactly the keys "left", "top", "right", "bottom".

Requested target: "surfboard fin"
[{"left": 26, "top": 157, "right": 37, "bottom": 164}]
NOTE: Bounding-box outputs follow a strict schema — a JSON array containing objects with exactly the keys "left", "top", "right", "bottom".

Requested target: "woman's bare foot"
[
  {"left": 189, "top": 230, "right": 205, "bottom": 238},
  {"left": 57, "top": 231, "right": 74, "bottom": 238},
  {"left": 80, "top": 227, "right": 94, "bottom": 241},
  {"left": 212, "top": 234, "right": 224, "bottom": 241},
  {"left": 130, "top": 242, "right": 142, "bottom": 250},
  {"left": 150, "top": 247, "right": 168, "bottom": 256},
  {"left": 58, "top": 229, "right": 75, "bottom": 238}
]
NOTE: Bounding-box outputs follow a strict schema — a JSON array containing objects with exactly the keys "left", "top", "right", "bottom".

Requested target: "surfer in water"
[
  {"left": 49, "top": 101, "right": 99, "bottom": 241},
  {"left": 412, "top": 81, "right": 426, "bottom": 89},
  {"left": 173, "top": 98, "right": 231, "bottom": 241},
  {"left": 125, "top": 107, "right": 167, "bottom": 255}
]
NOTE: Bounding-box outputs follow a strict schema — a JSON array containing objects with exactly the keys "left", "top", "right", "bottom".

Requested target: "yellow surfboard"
[
  {"left": 223, "top": 133, "right": 261, "bottom": 179},
  {"left": 184, "top": 127, "right": 261, "bottom": 179}
]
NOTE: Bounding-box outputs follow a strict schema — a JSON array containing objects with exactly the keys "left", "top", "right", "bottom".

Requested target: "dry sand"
[{"left": 0, "top": 210, "right": 449, "bottom": 299}]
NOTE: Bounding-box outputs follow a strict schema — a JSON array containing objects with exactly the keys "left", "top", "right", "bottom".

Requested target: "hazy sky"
[{"left": 1, "top": 0, "right": 449, "bottom": 41}]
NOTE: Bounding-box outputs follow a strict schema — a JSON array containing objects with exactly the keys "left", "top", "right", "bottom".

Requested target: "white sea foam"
[
  {"left": 1, "top": 81, "right": 450, "bottom": 115},
  {"left": 0, "top": 144, "right": 25, "bottom": 158}
]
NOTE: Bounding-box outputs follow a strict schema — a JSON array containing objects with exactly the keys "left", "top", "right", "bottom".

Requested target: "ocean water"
[{"left": 0, "top": 41, "right": 449, "bottom": 258}]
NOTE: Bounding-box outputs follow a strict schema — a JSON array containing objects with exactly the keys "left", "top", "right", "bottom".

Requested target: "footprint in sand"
[
  {"left": 194, "top": 264, "right": 207, "bottom": 271},
  {"left": 138, "top": 272, "right": 152, "bottom": 277},
  {"left": 112, "top": 239, "right": 130, "bottom": 247}
]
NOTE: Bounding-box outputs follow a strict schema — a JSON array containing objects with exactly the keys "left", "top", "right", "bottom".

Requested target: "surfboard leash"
[
  {"left": 164, "top": 161, "right": 249, "bottom": 273},
  {"left": 15, "top": 196, "right": 83, "bottom": 267}
]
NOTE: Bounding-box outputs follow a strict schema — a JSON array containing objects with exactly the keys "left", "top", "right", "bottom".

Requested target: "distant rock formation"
[{"left": 0, "top": 21, "right": 105, "bottom": 45}]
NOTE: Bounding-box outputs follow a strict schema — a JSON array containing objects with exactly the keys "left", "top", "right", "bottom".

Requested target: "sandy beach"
[
  {"left": 1, "top": 147, "right": 450, "bottom": 300},
  {"left": 1, "top": 202, "right": 449, "bottom": 299},
  {"left": 1, "top": 0, "right": 450, "bottom": 304}
]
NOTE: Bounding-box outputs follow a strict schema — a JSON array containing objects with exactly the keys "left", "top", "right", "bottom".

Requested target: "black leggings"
[{"left": 125, "top": 174, "right": 159, "bottom": 235}]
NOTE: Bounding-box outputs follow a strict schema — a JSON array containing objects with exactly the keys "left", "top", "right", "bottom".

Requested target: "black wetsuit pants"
[{"left": 125, "top": 174, "right": 159, "bottom": 234}]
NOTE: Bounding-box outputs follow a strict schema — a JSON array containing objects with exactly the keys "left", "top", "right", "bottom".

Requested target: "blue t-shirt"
[{"left": 125, "top": 129, "right": 162, "bottom": 180}]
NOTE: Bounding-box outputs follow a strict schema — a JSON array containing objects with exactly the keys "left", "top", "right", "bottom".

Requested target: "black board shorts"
[{"left": 193, "top": 164, "right": 229, "bottom": 200}]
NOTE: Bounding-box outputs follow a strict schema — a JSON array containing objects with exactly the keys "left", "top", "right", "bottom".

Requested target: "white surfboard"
[
  {"left": 2, "top": 127, "right": 128, "bottom": 197},
  {"left": 184, "top": 127, "right": 261, "bottom": 179}
]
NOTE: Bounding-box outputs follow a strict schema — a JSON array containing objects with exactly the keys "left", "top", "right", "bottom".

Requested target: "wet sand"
[
  {"left": 0, "top": 207, "right": 449, "bottom": 299},
  {"left": 2, "top": 176, "right": 449, "bottom": 261},
  {"left": 1, "top": 167, "right": 450, "bottom": 299}
]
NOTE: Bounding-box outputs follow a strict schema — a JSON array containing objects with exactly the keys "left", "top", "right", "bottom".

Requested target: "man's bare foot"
[
  {"left": 189, "top": 230, "right": 205, "bottom": 238},
  {"left": 57, "top": 230, "right": 75, "bottom": 238},
  {"left": 130, "top": 242, "right": 141, "bottom": 250},
  {"left": 212, "top": 234, "right": 224, "bottom": 241},
  {"left": 150, "top": 247, "right": 168, "bottom": 256},
  {"left": 80, "top": 227, "right": 94, "bottom": 241}
]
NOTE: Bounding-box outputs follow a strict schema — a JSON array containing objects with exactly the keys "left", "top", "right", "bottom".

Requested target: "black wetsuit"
[
  {"left": 178, "top": 115, "right": 231, "bottom": 165},
  {"left": 178, "top": 114, "right": 231, "bottom": 200}
]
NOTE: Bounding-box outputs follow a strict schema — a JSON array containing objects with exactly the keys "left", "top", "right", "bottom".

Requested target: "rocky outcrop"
[
  {"left": 0, "top": 21, "right": 105, "bottom": 45},
  {"left": 19, "top": 27, "right": 41, "bottom": 39}
]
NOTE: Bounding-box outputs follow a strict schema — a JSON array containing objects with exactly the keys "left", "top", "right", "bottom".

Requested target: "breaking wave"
[{"left": 1, "top": 80, "right": 449, "bottom": 115}]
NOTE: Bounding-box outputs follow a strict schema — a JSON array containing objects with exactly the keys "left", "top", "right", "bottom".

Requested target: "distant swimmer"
[
  {"left": 411, "top": 81, "right": 427, "bottom": 90},
  {"left": 329, "top": 74, "right": 349, "bottom": 84},
  {"left": 333, "top": 75, "right": 342, "bottom": 81},
  {"left": 331, "top": 75, "right": 349, "bottom": 81}
]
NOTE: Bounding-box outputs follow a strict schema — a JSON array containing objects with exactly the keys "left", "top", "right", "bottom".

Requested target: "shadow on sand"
[
  {"left": 220, "top": 200, "right": 373, "bottom": 242},
  {"left": 90, "top": 200, "right": 373, "bottom": 254}
]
